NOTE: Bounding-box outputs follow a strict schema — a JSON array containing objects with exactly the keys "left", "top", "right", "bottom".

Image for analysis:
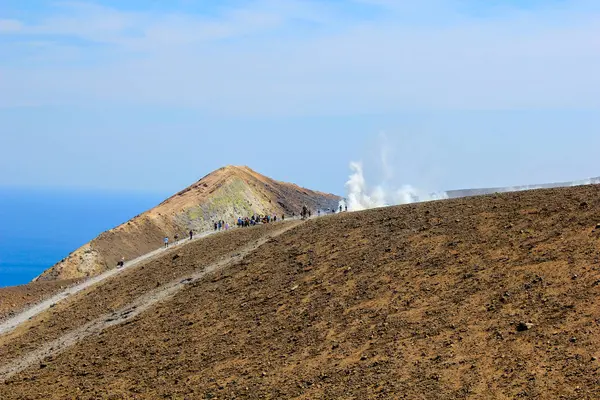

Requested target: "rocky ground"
[
  {"left": 0, "top": 279, "right": 82, "bottom": 322},
  {"left": 1, "top": 185, "right": 600, "bottom": 399}
]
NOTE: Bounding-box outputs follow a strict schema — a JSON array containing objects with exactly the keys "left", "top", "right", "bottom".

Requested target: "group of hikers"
[
  {"left": 163, "top": 229, "right": 195, "bottom": 248},
  {"left": 214, "top": 220, "right": 230, "bottom": 231},
  {"left": 236, "top": 214, "right": 282, "bottom": 228},
  {"left": 118, "top": 204, "right": 350, "bottom": 269},
  {"left": 301, "top": 204, "right": 347, "bottom": 219}
]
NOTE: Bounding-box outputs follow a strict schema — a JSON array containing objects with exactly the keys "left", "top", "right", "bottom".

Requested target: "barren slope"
[
  {"left": 0, "top": 222, "right": 297, "bottom": 373},
  {"left": 38, "top": 166, "right": 340, "bottom": 281},
  {"left": 2, "top": 185, "right": 600, "bottom": 399},
  {"left": 0, "top": 279, "right": 82, "bottom": 322}
]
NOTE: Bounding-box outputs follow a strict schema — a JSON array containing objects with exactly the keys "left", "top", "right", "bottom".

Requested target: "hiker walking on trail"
[
  {"left": 164, "top": 236, "right": 169, "bottom": 248},
  {"left": 117, "top": 256, "right": 125, "bottom": 268},
  {"left": 189, "top": 230, "right": 193, "bottom": 240},
  {"left": 174, "top": 233, "right": 179, "bottom": 242}
]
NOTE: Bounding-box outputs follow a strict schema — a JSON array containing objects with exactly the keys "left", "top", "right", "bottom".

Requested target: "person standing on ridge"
[
  {"left": 164, "top": 236, "right": 169, "bottom": 248},
  {"left": 189, "top": 230, "right": 193, "bottom": 240}
]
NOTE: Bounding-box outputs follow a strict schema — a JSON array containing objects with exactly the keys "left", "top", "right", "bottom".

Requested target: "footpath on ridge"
[
  {"left": 0, "top": 220, "right": 303, "bottom": 382},
  {"left": 0, "top": 219, "right": 300, "bottom": 337},
  {"left": 0, "top": 225, "right": 222, "bottom": 336}
]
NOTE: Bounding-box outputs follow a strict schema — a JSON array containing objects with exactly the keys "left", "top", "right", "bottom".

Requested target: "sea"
[{"left": 0, "top": 188, "right": 166, "bottom": 288}]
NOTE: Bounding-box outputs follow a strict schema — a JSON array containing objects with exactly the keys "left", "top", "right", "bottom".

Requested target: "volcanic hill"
[
  {"left": 1, "top": 184, "right": 600, "bottom": 399},
  {"left": 36, "top": 166, "right": 340, "bottom": 281}
]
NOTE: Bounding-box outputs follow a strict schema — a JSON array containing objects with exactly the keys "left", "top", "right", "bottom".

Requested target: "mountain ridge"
[{"left": 36, "top": 165, "right": 340, "bottom": 281}]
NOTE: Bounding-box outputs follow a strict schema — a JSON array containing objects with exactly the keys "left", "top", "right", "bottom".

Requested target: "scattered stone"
[{"left": 516, "top": 322, "right": 534, "bottom": 332}]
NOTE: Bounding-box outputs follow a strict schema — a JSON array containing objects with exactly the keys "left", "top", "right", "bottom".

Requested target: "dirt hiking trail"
[
  {"left": 0, "top": 228, "right": 224, "bottom": 337},
  {"left": 0, "top": 221, "right": 301, "bottom": 382}
]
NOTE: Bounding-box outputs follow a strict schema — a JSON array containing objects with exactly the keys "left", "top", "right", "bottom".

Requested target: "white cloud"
[
  {"left": 0, "top": 19, "right": 23, "bottom": 33},
  {"left": 1, "top": 1, "right": 599, "bottom": 115}
]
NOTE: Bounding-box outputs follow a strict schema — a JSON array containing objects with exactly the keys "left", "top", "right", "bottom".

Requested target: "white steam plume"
[
  {"left": 343, "top": 161, "right": 448, "bottom": 211},
  {"left": 342, "top": 134, "right": 448, "bottom": 211},
  {"left": 345, "top": 162, "right": 386, "bottom": 211}
]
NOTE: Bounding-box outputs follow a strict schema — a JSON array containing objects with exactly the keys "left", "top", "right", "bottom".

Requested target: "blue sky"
[{"left": 1, "top": 0, "right": 599, "bottom": 196}]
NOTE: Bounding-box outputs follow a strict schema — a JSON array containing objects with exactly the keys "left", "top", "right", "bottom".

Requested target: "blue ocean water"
[{"left": 0, "top": 188, "right": 166, "bottom": 288}]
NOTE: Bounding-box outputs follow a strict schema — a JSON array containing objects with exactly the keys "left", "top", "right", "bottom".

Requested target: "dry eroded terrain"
[{"left": 2, "top": 186, "right": 600, "bottom": 399}]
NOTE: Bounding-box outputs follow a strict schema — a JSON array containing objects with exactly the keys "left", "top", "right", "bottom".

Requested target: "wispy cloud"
[
  {"left": 1, "top": 0, "right": 599, "bottom": 115},
  {"left": 0, "top": 19, "right": 23, "bottom": 33}
]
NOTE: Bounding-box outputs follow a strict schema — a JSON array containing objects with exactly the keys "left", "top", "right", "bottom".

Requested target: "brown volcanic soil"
[
  {"left": 0, "top": 222, "right": 293, "bottom": 371},
  {"left": 2, "top": 185, "right": 600, "bottom": 399},
  {"left": 0, "top": 279, "right": 82, "bottom": 321}
]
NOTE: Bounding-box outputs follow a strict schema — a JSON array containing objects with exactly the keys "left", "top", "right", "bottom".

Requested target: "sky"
[{"left": 1, "top": 0, "right": 599, "bottom": 197}]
